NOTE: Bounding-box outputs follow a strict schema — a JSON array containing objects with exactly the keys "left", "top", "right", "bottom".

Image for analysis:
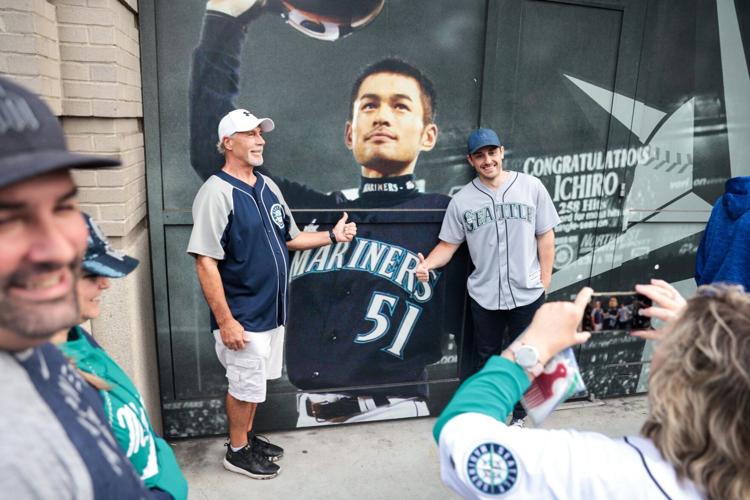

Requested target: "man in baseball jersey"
[
  {"left": 616, "top": 300, "right": 632, "bottom": 328},
  {"left": 603, "top": 296, "right": 619, "bottom": 330},
  {"left": 0, "top": 77, "right": 152, "bottom": 499},
  {"left": 417, "top": 128, "right": 559, "bottom": 425},
  {"left": 187, "top": 108, "right": 356, "bottom": 479},
  {"left": 190, "top": 0, "right": 466, "bottom": 427}
]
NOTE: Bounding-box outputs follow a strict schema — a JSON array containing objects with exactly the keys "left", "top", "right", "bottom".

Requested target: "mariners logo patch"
[
  {"left": 466, "top": 442, "right": 518, "bottom": 496},
  {"left": 269, "top": 203, "right": 285, "bottom": 229}
]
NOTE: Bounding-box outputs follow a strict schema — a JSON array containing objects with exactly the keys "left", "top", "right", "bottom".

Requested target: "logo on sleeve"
[
  {"left": 270, "top": 203, "right": 285, "bottom": 229},
  {"left": 466, "top": 442, "right": 518, "bottom": 495}
]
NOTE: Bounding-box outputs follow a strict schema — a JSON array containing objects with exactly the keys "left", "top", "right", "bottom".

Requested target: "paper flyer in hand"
[{"left": 520, "top": 347, "right": 586, "bottom": 425}]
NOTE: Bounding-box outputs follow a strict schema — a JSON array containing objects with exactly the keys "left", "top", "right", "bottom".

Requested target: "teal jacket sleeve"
[{"left": 433, "top": 356, "right": 531, "bottom": 442}]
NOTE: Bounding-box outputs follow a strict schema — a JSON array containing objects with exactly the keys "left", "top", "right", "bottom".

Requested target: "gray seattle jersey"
[{"left": 439, "top": 171, "right": 560, "bottom": 310}]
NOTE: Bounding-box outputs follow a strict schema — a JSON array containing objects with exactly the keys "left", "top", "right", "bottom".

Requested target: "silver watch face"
[{"left": 515, "top": 345, "right": 539, "bottom": 368}]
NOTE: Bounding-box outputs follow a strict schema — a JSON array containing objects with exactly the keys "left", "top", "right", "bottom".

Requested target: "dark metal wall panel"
[
  {"left": 139, "top": 0, "right": 175, "bottom": 402},
  {"left": 485, "top": 0, "right": 627, "bottom": 152},
  {"left": 163, "top": 225, "right": 223, "bottom": 399}
]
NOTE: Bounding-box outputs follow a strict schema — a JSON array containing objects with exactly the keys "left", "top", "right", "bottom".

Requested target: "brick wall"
[
  {"left": 0, "top": 0, "right": 62, "bottom": 112},
  {"left": 67, "top": 117, "right": 147, "bottom": 236},
  {"left": 0, "top": 0, "right": 161, "bottom": 430}
]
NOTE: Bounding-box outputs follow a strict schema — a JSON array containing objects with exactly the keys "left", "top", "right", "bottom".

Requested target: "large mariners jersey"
[
  {"left": 188, "top": 171, "right": 300, "bottom": 332},
  {"left": 440, "top": 172, "right": 560, "bottom": 310},
  {"left": 0, "top": 344, "right": 150, "bottom": 499},
  {"left": 282, "top": 175, "right": 462, "bottom": 394},
  {"left": 435, "top": 357, "right": 703, "bottom": 499}
]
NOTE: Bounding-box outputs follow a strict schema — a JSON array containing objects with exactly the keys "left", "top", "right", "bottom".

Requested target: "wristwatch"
[
  {"left": 508, "top": 341, "right": 544, "bottom": 377},
  {"left": 328, "top": 229, "right": 337, "bottom": 243}
]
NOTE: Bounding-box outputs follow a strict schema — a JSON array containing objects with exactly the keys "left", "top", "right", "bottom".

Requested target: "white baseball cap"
[{"left": 217, "top": 109, "right": 275, "bottom": 141}]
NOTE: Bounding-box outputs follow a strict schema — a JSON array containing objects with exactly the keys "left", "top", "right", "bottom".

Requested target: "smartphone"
[{"left": 581, "top": 292, "right": 652, "bottom": 332}]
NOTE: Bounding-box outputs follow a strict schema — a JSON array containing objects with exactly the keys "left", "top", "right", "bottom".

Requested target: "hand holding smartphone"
[
  {"left": 581, "top": 291, "right": 652, "bottom": 332},
  {"left": 631, "top": 279, "right": 688, "bottom": 341}
]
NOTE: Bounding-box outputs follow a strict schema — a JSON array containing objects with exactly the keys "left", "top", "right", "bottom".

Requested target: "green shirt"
[
  {"left": 58, "top": 326, "right": 188, "bottom": 500},
  {"left": 433, "top": 356, "right": 530, "bottom": 442}
]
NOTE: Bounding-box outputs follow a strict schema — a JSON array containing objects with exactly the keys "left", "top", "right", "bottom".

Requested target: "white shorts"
[{"left": 213, "top": 326, "right": 284, "bottom": 403}]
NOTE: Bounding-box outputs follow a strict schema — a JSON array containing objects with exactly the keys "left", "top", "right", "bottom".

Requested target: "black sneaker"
[
  {"left": 248, "top": 430, "right": 284, "bottom": 462},
  {"left": 223, "top": 444, "right": 280, "bottom": 479}
]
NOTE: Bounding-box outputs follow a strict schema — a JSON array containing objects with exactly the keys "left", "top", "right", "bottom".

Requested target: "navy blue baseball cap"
[
  {"left": 82, "top": 213, "right": 139, "bottom": 278},
  {"left": 467, "top": 128, "right": 502, "bottom": 155},
  {"left": 0, "top": 76, "right": 120, "bottom": 190}
]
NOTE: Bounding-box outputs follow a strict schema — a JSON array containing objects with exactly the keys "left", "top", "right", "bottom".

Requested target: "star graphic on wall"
[{"left": 550, "top": 0, "right": 750, "bottom": 293}]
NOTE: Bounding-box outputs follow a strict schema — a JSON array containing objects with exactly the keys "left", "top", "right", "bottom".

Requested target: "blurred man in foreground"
[{"left": 0, "top": 76, "right": 152, "bottom": 499}]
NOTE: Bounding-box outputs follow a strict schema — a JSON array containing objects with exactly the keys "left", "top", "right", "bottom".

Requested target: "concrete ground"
[{"left": 173, "top": 395, "right": 648, "bottom": 500}]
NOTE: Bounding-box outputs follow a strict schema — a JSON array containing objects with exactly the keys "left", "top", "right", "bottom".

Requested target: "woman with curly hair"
[{"left": 435, "top": 280, "right": 749, "bottom": 499}]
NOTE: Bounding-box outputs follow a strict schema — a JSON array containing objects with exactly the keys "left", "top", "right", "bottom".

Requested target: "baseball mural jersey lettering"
[
  {"left": 189, "top": 10, "right": 466, "bottom": 423},
  {"left": 286, "top": 192, "right": 454, "bottom": 395}
]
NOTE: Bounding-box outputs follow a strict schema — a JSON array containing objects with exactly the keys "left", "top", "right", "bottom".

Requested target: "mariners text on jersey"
[
  {"left": 463, "top": 202, "right": 535, "bottom": 232},
  {"left": 289, "top": 237, "right": 437, "bottom": 302}
]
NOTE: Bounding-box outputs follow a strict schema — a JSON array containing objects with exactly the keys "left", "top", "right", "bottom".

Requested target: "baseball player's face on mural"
[
  {"left": 77, "top": 274, "right": 110, "bottom": 321},
  {"left": 226, "top": 127, "right": 266, "bottom": 167},
  {"left": 0, "top": 171, "right": 87, "bottom": 348},
  {"left": 467, "top": 145, "right": 505, "bottom": 182},
  {"left": 345, "top": 72, "right": 437, "bottom": 177}
]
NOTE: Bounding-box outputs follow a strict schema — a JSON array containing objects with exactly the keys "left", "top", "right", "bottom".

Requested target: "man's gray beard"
[{"left": 0, "top": 291, "right": 80, "bottom": 341}]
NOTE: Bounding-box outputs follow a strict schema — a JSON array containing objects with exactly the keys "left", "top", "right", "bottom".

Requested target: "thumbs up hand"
[
  {"left": 332, "top": 212, "right": 357, "bottom": 242},
  {"left": 416, "top": 252, "right": 430, "bottom": 283}
]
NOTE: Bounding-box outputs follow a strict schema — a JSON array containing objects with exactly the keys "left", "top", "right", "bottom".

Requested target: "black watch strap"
[{"left": 328, "top": 229, "right": 337, "bottom": 243}]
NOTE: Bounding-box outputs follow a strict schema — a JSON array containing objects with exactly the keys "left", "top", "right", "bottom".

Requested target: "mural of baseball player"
[
  {"left": 189, "top": 0, "right": 468, "bottom": 427},
  {"left": 144, "top": 0, "right": 750, "bottom": 436},
  {"left": 417, "top": 128, "right": 559, "bottom": 426}
]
